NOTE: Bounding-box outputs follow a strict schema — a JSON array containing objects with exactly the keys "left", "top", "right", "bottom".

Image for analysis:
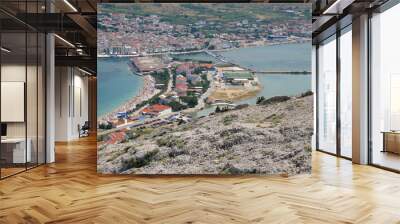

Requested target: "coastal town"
[
  {"left": 96, "top": 3, "right": 312, "bottom": 175},
  {"left": 97, "top": 4, "right": 311, "bottom": 145},
  {"left": 98, "top": 54, "right": 261, "bottom": 136},
  {"left": 98, "top": 4, "right": 311, "bottom": 56}
]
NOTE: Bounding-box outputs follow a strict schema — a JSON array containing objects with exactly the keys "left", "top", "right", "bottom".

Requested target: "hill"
[
  {"left": 98, "top": 3, "right": 311, "bottom": 24},
  {"left": 98, "top": 94, "right": 313, "bottom": 175}
]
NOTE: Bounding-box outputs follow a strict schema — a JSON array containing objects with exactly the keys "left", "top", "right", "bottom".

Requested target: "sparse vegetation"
[
  {"left": 304, "top": 145, "right": 312, "bottom": 153},
  {"left": 136, "top": 127, "right": 154, "bottom": 136},
  {"left": 258, "top": 96, "right": 290, "bottom": 105},
  {"left": 98, "top": 95, "right": 313, "bottom": 175},
  {"left": 107, "top": 146, "right": 134, "bottom": 162},
  {"left": 120, "top": 149, "right": 159, "bottom": 172},
  {"left": 265, "top": 113, "right": 284, "bottom": 126},
  {"left": 300, "top": 90, "right": 313, "bottom": 98},
  {"left": 219, "top": 128, "right": 243, "bottom": 137},
  {"left": 220, "top": 163, "right": 258, "bottom": 175},
  {"left": 180, "top": 95, "right": 198, "bottom": 108},
  {"left": 222, "top": 114, "right": 238, "bottom": 125},
  {"left": 150, "top": 69, "right": 169, "bottom": 91},
  {"left": 125, "top": 130, "right": 140, "bottom": 140},
  {"left": 168, "top": 149, "right": 186, "bottom": 158},
  {"left": 256, "top": 96, "right": 265, "bottom": 104},
  {"left": 167, "top": 101, "right": 188, "bottom": 112},
  {"left": 220, "top": 135, "right": 245, "bottom": 150},
  {"left": 97, "top": 134, "right": 109, "bottom": 142},
  {"left": 99, "top": 122, "right": 113, "bottom": 130},
  {"left": 215, "top": 106, "right": 230, "bottom": 113},
  {"left": 156, "top": 136, "right": 185, "bottom": 149}
]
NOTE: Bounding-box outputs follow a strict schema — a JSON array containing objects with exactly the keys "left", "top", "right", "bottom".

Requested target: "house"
[
  {"left": 187, "top": 74, "right": 202, "bottom": 85},
  {"left": 201, "top": 63, "right": 214, "bottom": 70},
  {"left": 176, "top": 83, "right": 188, "bottom": 96},
  {"left": 141, "top": 104, "right": 172, "bottom": 117},
  {"left": 222, "top": 71, "right": 254, "bottom": 84},
  {"left": 176, "top": 74, "right": 187, "bottom": 84},
  {"left": 175, "top": 75, "right": 188, "bottom": 96},
  {"left": 116, "top": 112, "right": 128, "bottom": 119},
  {"left": 176, "top": 63, "right": 194, "bottom": 74}
]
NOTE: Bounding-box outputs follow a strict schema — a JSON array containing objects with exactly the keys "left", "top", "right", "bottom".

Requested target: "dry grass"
[{"left": 209, "top": 85, "right": 261, "bottom": 101}]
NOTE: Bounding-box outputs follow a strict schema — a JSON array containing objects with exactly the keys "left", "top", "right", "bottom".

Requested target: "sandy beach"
[{"left": 99, "top": 75, "right": 159, "bottom": 122}]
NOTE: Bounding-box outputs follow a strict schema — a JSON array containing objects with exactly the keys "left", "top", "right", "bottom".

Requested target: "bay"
[
  {"left": 218, "top": 42, "right": 311, "bottom": 72},
  {"left": 97, "top": 57, "right": 143, "bottom": 117},
  {"left": 190, "top": 42, "right": 312, "bottom": 116}
]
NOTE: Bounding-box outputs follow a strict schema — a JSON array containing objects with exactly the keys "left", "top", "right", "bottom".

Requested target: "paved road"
[{"left": 183, "top": 71, "right": 215, "bottom": 113}]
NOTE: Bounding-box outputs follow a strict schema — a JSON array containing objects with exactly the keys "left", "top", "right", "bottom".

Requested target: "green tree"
[
  {"left": 256, "top": 96, "right": 265, "bottom": 104},
  {"left": 167, "top": 101, "right": 187, "bottom": 112},
  {"left": 180, "top": 95, "right": 198, "bottom": 108}
]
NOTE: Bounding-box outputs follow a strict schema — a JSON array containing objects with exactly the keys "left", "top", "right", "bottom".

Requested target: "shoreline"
[
  {"left": 98, "top": 75, "right": 159, "bottom": 122},
  {"left": 209, "top": 39, "right": 311, "bottom": 53},
  {"left": 97, "top": 39, "right": 311, "bottom": 58},
  {"left": 98, "top": 40, "right": 308, "bottom": 121}
]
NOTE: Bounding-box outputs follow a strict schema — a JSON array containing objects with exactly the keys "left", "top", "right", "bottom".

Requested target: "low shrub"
[
  {"left": 300, "top": 90, "right": 313, "bottom": 97},
  {"left": 259, "top": 96, "right": 290, "bottom": 105},
  {"left": 120, "top": 149, "right": 159, "bottom": 171},
  {"left": 222, "top": 114, "right": 238, "bottom": 125}
]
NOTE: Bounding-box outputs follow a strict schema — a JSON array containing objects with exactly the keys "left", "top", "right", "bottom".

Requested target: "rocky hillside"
[{"left": 97, "top": 94, "right": 313, "bottom": 175}]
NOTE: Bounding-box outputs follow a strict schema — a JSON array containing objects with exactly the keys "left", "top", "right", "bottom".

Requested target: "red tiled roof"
[
  {"left": 176, "top": 83, "right": 188, "bottom": 90},
  {"left": 176, "top": 75, "right": 187, "bottom": 81},
  {"left": 142, "top": 104, "right": 171, "bottom": 114},
  {"left": 106, "top": 132, "right": 126, "bottom": 145},
  {"left": 176, "top": 63, "right": 193, "bottom": 72},
  {"left": 202, "top": 63, "right": 213, "bottom": 69}
]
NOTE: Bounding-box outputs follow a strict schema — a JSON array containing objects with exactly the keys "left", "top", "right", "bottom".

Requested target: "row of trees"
[{"left": 150, "top": 69, "right": 169, "bottom": 91}]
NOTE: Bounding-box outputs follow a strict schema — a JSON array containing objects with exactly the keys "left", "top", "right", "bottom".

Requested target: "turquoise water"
[
  {"left": 193, "top": 42, "right": 312, "bottom": 117},
  {"left": 196, "top": 73, "right": 311, "bottom": 117},
  {"left": 241, "top": 73, "right": 311, "bottom": 105},
  {"left": 172, "top": 42, "right": 312, "bottom": 72},
  {"left": 219, "top": 42, "right": 311, "bottom": 72},
  {"left": 97, "top": 57, "right": 143, "bottom": 117}
]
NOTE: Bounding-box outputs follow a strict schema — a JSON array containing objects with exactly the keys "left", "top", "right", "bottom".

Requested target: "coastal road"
[
  {"left": 166, "top": 68, "right": 173, "bottom": 93},
  {"left": 183, "top": 71, "right": 215, "bottom": 113},
  {"left": 100, "top": 112, "right": 181, "bottom": 135}
]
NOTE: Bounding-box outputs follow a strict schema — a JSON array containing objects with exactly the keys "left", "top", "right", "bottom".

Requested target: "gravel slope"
[{"left": 97, "top": 94, "right": 313, "bottom": 175}]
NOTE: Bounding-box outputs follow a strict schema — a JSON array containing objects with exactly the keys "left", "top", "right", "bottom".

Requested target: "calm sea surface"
[
  {"left": 219, "top": 42, "right": 311, "bottom": 72},
  {"left": 98, "top": 42, "right": 312, "bottom": 116},
  {"left": 195, "top": 42, "right": 312, "bottom": 116},
  {"left": 97, "top": 57, "right": 143, "bottom": 117}
]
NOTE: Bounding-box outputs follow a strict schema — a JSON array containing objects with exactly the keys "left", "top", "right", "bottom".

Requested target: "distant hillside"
[
  {"left": 98, "top": 3, "right": 311, "bottom": 24},
  {"left": 98, "top": 94, "right": 313, "bottom": 175}
]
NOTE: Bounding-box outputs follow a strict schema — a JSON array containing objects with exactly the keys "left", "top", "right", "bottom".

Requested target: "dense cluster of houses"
[
  {"left": 100, "top": 60, "right": 259, "bottom": 132},
  {"left": 97, "top": 6, "right": 311, "bottom": 56}
]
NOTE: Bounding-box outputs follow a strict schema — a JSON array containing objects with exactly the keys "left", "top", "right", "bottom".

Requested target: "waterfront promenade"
[{"left": 98, "top": 41, "right": 311, "bottom": 74}]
